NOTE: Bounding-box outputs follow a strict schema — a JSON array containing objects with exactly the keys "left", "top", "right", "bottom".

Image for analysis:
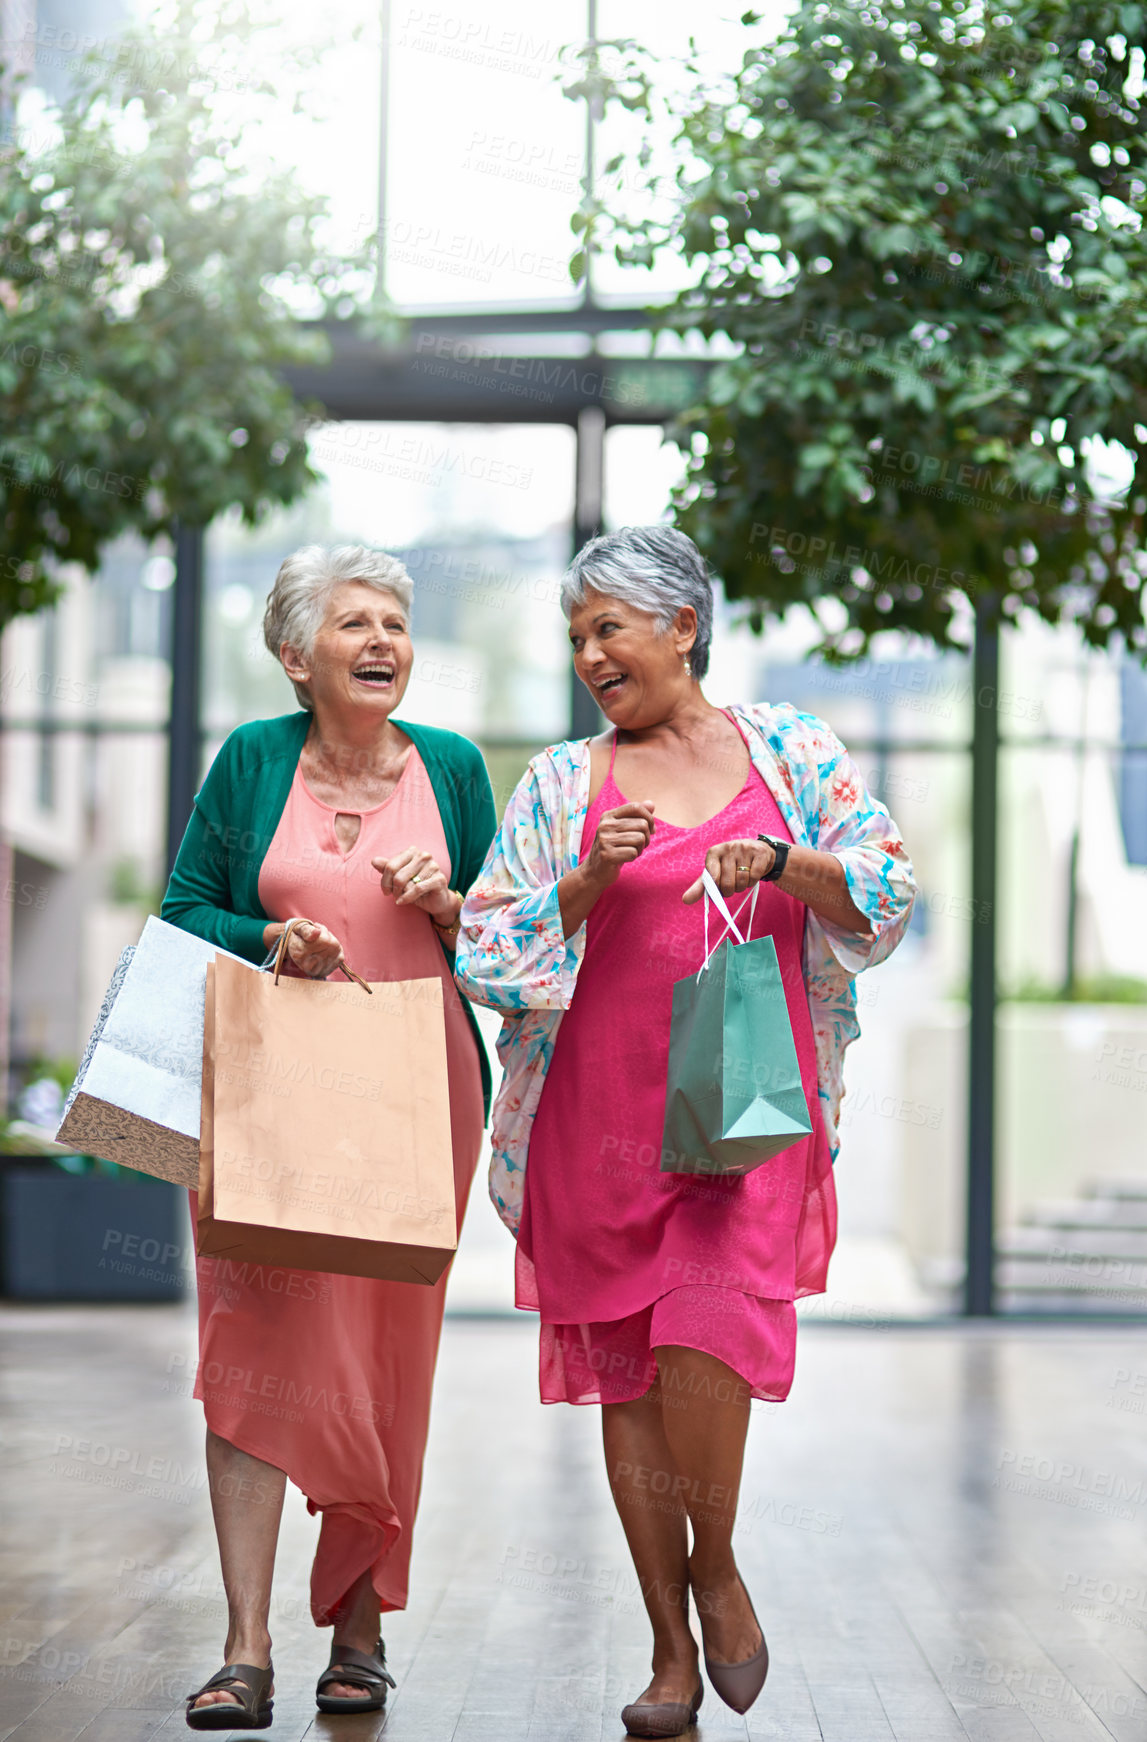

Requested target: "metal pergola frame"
[
  {"left": 160, "top": 315, "right": 1005, "bottom": 1322},
  {"left": 162, "top": 300, "right": 714, "bottom": 859},
  {"left": 157, "top": 0, "right": 1008, "bottom": 1317}
]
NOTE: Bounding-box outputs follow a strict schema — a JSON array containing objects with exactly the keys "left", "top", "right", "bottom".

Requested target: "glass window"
[
  {"left": 204, "top": 421, "right": 576, "bottom": 746},
  {"left": 386, "top": 0, "right": 586, "bottom": 306}
]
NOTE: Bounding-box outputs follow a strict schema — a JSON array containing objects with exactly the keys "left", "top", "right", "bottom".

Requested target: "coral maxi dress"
[
  {"left": 193, "top": 747, "right": 484, "bottom": 1623},
  {"left": 517, "top": 718, "right": 837, "bottom": 1405}
]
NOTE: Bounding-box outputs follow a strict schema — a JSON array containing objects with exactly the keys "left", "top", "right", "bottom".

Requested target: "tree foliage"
[
  {"left": 0, "top": 2, "right": 361, "bottom": 628},
  {"left": 569, "top": 0, "right": 1147, "bottom": 656}
]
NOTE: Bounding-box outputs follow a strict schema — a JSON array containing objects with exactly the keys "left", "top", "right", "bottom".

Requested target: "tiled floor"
[{"left": 1, "top": 1305, "right": 1143, "bottom": 1740}]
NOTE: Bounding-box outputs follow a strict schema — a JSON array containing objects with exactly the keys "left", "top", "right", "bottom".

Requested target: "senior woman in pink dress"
[
  {"left": 162, "top": 545, "right": 495, "bottom": 1728},
  {"left": 455, "top": 526, "right": 915, "bottom": 1738}
]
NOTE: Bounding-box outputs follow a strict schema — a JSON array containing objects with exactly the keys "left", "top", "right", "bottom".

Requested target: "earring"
[{"left": 683, "top": 655, "right": 693, "bottom": 678}]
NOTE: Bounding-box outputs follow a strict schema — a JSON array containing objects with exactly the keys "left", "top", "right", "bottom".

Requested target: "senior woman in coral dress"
[
  {"left": 162, "top": 545, "right": 495, "bottom": 1729},
  {"left": 455, "top": 526, "right": 915, "bottom": 1738}
]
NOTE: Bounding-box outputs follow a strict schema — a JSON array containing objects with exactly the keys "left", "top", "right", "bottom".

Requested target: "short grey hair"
[
  {"left": 263, "top": 544, "right": 414, "bottom": 709},
  {"left": 561, "top": 525, "right": 714, "bottom": 679}
]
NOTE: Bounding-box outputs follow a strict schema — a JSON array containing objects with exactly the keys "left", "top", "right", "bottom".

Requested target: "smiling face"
[
  {"left": 567, "top": 586, "right": 697, "bottom": 728},
  {"left": 282, "top": 580, "right": 413, "bottom": 719}
]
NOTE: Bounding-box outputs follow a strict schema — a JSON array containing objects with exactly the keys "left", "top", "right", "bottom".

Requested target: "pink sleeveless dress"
[
  {"left": 517, "top": 719, "right": 836, "bottom": 1405},
  {"left": 193, "top": 745, "right": 484, "bottom": 1624}
]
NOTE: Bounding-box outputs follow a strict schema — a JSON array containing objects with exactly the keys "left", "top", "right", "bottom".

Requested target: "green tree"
[
  {"left": 0, "top": 3, "right": 362, "bottom": 627},
  {"left": 570, "top": 0, "right": 1147, "bottom": 658},
  {"left": 571, "top": 0, "right": 1147, "bottom": 1312}
]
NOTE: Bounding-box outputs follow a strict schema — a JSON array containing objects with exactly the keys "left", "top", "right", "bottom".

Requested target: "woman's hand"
[
  {"left": 583, "top": 801, "right": 656, "bottom": 889},
  {"left": 557, "top": 801, "right": 655, "bottom": 938},
  {"left": 683, "top": 838, "right": 775, "bottom": 904},
  {"left": 371, "top": 847, "right": 458, "bottom": 923},
  {"left": 682, "top": 837, "right": 872, "bottom": 933},
  {"left": 262, "top": 919, "right": 347, "bottom": 978}
]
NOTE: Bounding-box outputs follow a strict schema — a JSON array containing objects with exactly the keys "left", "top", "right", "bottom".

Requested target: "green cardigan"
[{"left": 161, "top": 710, "right": 497, "bottom": 1119}]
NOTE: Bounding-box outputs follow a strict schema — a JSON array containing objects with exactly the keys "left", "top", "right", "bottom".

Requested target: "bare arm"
[
  {"left": 682, "top": 837, "right": 871, "bottom": 935},
  {"left": 770, "top": 845, "right": 871, "bottom": 934}
]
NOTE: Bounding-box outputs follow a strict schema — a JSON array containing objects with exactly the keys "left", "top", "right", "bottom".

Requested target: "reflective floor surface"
[{"left": 0, "top": 1306, "right": 1143, "bottom": 1740}]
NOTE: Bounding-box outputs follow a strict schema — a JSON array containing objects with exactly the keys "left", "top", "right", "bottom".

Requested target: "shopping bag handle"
[
  {"left": 271, "top": 918, "right": 372, "bottom": 993},
  {"left": 700, "top": 870, "right": 759, "bottom": 975}
]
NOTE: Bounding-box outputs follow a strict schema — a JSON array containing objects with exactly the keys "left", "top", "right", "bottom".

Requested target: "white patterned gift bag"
[{"left": 56, "top": 917, "right": 251, "bottom": 1187}]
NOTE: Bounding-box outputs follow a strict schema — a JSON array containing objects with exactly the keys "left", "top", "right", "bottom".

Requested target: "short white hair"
[
  {"left": 561, "top": 525, "right": 714, "bottom": 679},
  {"left": 263, "top": 544, "right": 414, "bottom": 710}
]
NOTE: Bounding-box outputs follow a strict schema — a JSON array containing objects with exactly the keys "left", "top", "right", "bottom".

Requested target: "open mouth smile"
[
  {"left": 352, "top": 663, "right": 395, "bottom": 689},
  {"left": 595, "top": 673, "right": 627, "bottom": 700}
]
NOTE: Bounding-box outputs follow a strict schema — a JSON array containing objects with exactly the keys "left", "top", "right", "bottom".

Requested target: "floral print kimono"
[{"left": 454, "top": 701, "right": 917, "bottom": 1236}]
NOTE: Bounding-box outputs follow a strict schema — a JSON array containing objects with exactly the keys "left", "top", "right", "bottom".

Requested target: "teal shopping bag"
[{"left": 661, "top": 872, "right": 812, "bottom": 1176}]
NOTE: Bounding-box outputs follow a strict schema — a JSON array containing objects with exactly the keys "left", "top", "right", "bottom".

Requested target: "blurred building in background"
[{"left": 2, "top": 0, "right": 1146, "bottom": 1315}]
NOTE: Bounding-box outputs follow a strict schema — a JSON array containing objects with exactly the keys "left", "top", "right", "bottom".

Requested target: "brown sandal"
[
  {"left": 186, "top": 1661, "right": 273, "bottom": 1730},
  {"left": 316, "top": 1637, "right": 397, "bottom": 1713}
]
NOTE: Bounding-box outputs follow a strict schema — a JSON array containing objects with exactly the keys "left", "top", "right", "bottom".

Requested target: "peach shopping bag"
[{"left": 197, "top": 936, "right": 457, "bottom": 1285}]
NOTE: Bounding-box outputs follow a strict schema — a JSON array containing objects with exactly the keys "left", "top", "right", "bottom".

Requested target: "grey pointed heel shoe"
[
  {"left": 620, "top": 1681, "right": 703, "bottom": 1738},
  {"left": 697, "top": 1579, "right": 769, "bottom": 1714}
]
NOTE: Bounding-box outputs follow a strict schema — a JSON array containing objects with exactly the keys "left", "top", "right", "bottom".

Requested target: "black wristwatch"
[{"left": 757, "top": 834, "right": 791, "bottom": 882}]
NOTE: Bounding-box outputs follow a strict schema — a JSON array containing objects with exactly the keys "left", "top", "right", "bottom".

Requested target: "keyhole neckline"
[{"left": 332, "top": 812, "right": 363, "bottom": 858}]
